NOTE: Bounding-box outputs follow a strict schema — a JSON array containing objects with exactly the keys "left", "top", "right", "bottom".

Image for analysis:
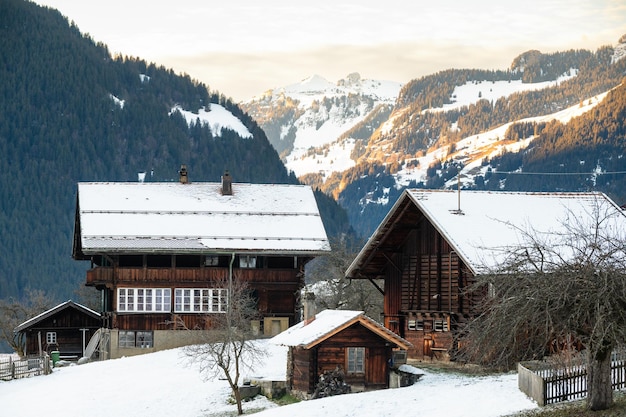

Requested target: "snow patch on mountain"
[
  {"left": 612, "top": 40, "right": 626, "bottom": 64},
  {"left": 171, "top": 104, "right": 252, "bottom": 139},
  {"left": 394, "top": 91, "right": 609, "bottom": 190},
  {"left": 431, "top": 70, "right": 578, "bottom": 113},
  {"left": 109, "top": 94, "right": 124, "bottom": 108}
]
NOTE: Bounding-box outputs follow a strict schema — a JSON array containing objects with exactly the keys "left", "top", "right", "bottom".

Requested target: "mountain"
[
  {"left": 241, "top": 72, "right": 401, "bottom": 186},
  {"left": 0, "top": 0, "right": 352, "bottom": 302},
  {"left": 245, "top": 39, "right": 626, "bottom": 237}
]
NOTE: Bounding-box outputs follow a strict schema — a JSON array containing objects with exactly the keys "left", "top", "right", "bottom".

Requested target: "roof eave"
[{"left": 345, "top": 190, "right": 413, "bottom": 279}]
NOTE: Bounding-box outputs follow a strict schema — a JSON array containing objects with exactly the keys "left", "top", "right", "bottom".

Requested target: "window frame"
[
  {"left": 239, "top": 255, "right": 257, "bottom": 268},
  {"left": 434, "top": 318, "right": 449, "bottom": 332},
  {"left": 174, "top": 288, "right": 228, "bottom": 313},
  {"left": 46, "top": 331, "right": 57, "bottom": 345},
  {"left": 117, "top": 288, "right": 171, "bottom": 313},
  {"left": 346, "top": 347, "right": 365, "bottom": 374},
  {"left": 118, "top": 330, "right": 154, "bottom": 349}
]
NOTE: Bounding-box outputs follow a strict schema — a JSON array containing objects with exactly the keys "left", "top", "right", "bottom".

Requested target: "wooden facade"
[
  {"left": 382, "top": 219, "right": 479, "bottom": 358},
  {"left": 345, "top": 191, "right": 481, "bottom": 359},
  {"left": 15, "top": 301, "right": 101, "bottom": 359},
  {"left": 87, "top": 253, "right": 307, "bottom": 333}
]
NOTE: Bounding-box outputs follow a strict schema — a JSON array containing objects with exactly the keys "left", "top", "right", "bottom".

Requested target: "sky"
[
  {"left": 34, "top": 0, "right": 626, "bottom": 102},
  {"left": 0, "top": 339, "right": 539, "bottom": 417}
]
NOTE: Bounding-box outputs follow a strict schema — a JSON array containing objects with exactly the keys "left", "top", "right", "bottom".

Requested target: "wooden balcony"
[{"left": 86, "top": 266, "right": 301, "bottom": 287}]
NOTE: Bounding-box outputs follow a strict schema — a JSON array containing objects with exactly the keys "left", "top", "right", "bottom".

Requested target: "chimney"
[
  {"left": 179, "top": 164, "right": 189, "bottom": 184},
  {"left": 303, "top": 292, "right": 316, "bottom": 325},
  {"left": 221, "top": 170, "right": 232, "bottom": 195}
]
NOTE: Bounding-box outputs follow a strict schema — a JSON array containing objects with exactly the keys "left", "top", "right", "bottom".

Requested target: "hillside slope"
[
  {"left": 247, "top": 38, "right": 626, "bottom": 237},
  {"left": 0, "top": 0, "right": 350, "bottom": 301}
]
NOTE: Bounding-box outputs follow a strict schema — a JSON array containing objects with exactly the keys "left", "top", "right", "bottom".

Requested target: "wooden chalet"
[
  {"left": 271, "top": 309, "right": 412, "bottom": 398},
  {"left": 72, "top": 169, "right": 330, "bottom": 359},
  {"left": 345, "top": 190, "right": 626, "bottom": 360},
  {"left": 15, "top": 300, "right": 101, "bottom": 359}
]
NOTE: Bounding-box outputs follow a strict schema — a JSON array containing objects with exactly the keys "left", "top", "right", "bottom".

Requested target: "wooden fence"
[
  {"left": 519, "top": 350, "right": 626, "bottom": 406},
  {"left": 0, "top": 354, "right": 52, "bottom": 381}
]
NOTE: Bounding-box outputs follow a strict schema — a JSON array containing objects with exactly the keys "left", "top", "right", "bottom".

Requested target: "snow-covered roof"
[
  {"left": 15, "top": 300, "right": 100, "bottom": 333},
  {"left": 75, "top": 181, "right": 330, "bottom": 255},
  {"left": 347, "top": 190, "right": 626, "bottom": 277},
  {"left": 270, "top": 309, "right": 412, "bottom": 350}
]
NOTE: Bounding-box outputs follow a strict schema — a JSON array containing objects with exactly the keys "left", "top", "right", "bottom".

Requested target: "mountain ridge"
[{"left": 244, "top": 38, "right": 626, "bottom": 237}]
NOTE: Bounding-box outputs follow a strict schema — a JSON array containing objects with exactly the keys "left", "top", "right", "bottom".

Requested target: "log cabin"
[
  {"left": 72, "top": 169, "right": 330, "bottom": 359},
  {"left": 271, "top": 308, "right": 412, "bottom": 398},
  {"left": 345, "top": 189, "right": 626, "bottom": 360},
  {"left": 15, "top": 300, "right": 101, "bottom": 360}
]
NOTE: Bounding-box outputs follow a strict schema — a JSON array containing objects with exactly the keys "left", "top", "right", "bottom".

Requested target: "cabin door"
[{"left": 423, "top": 337, "right": 433, "bottom": 358}]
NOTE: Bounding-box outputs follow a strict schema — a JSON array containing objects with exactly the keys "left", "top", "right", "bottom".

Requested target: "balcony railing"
[{"left": 86, "top": 266, "right": 299, "bottom": 286}]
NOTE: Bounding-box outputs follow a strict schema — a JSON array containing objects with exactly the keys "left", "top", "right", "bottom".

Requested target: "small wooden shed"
[
  {"left": 271, "top": 309, "right": 412, "bottom": 397},
  {"left": 15, "top": 300, "right": 101, "bottom": 359}
]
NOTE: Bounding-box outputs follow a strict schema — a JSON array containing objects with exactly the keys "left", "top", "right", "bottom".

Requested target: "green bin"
[{"left": 50, "top": 350, "right": 60, "bottom": 366}]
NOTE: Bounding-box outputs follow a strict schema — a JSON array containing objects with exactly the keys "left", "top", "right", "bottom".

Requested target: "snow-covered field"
[{"left": 0, "top": 340, "right": 537, "bottom": 417}]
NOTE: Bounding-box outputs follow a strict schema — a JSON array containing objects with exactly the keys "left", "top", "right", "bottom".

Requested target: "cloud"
[
  {"left": 35, "top": 0, "right": 626, "bottom": 101},
  {"left": 160, "top": 41, "right": 566, "bottom": 101}
]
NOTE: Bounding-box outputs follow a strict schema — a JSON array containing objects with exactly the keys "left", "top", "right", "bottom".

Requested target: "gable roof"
[
  {"left": 15, "top": 300, "right": 100, "bottom": 332},
  {"left": 270, "top": 309, "right": 412, "bottom": 350},
  {"left": 346, "top": 190, "right": 626, "bottom": 278},
  {"left": 73, "top": 182, "right": 330, "bottom": 257}
]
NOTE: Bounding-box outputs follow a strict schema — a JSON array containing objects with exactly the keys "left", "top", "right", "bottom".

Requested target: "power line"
[{"left": 488, "top": 170, "right": 626, "bottom": 176}]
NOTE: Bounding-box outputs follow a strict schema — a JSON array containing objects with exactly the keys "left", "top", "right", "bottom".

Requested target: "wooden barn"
[
  {"left": 15, "top": 300, "right": 101, "bottom": 359},
  {"left": 345, "top": 190, "right": 626, "bottom": 360},
  {"left": 271, "top": 309, "right": 412, "bottom": 398},
  {"left": 72, "top": 169, "right": 330, "bottom": 359}
]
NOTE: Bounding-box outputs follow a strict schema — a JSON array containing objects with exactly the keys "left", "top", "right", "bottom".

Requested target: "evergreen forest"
[{"left": 0, "top": 0, "right": 351, "bottom": 302}]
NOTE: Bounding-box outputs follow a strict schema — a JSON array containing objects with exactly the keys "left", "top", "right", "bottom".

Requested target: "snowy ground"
[{"left": 0, "top": 340, "right": 537, "bottom": 417}]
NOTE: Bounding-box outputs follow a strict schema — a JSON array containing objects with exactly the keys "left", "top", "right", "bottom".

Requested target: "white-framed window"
[
  {"left": 118, "top": 331, "right": 153, "bottom": 348},
  {"left": 408, "top": 319, "right": 425, "bottom": 331},
  {"left": 174, "top": 288, "right": 228, "bottom": 313},
  {"left": 118, "top": 288, "right": 171, "bottom": 312},
  {"left": 46, "top": 332, "right": 57, "bottom": 345},
  {"left": 347, "top": 347, "right": 365, "bottom": 374},
  {"left": 434, "top": 318, "right": 449, "bottom": 332},
  {"left": 240, "top": 255, "right": 256, "bottom": 268}
]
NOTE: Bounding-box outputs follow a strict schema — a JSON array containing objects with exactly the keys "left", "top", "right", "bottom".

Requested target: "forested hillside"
[
  {"left": 0, "top": 0, "right": 351, "bottom": 301},
  {"left": 329, "top": 44, "right": 626, "bottom": 236},
  {"left": 484, "top": 82, "right": 626, "bottom": 195}
]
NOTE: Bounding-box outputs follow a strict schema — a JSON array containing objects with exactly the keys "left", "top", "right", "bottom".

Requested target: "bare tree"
[
  {"left": 457, "top": 198, "right": 626, "bottom": 411},
  {"left": 306, "top": 236, "right": 383, "bottom": 319},
  {"left": 0, "top": 289, "right": 53, "bottom": 356},
  {"left": 183, "top": 276, "right": 267, "bottom": 415},
  {"left": 73, "top": 283, "right": 101, "bottom": 311}
]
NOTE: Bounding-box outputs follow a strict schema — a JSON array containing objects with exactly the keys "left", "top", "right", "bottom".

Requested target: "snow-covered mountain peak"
[
  {"left": 241, "top": 74, "right": 404, "bottom": 180},
  {"left": 254, "top": 74, "right": 402, "bottom": 108},
  {"left": 285, "top": 74, "right": 336, "bottom": 95}
]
